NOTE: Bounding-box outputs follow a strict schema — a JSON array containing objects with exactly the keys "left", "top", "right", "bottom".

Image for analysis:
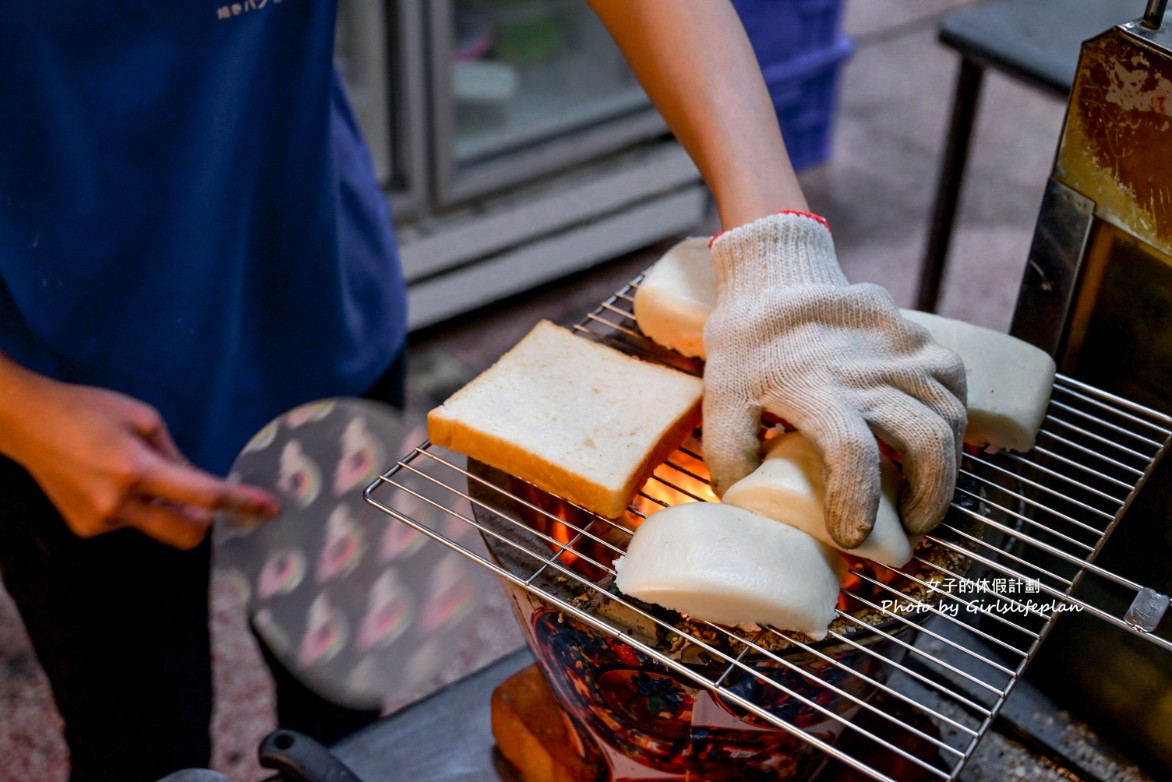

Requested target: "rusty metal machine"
[{"left": 1011, "top": 1, "right": 1172, "bottom": 772}]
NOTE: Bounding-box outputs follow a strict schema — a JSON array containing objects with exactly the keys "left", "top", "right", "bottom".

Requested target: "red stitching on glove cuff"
[
  {"left": 782, "top": 210, "right": 832, "bottom": 231},
  {"left": 708, "top": 210, "right": 832, "bottom": 248}
]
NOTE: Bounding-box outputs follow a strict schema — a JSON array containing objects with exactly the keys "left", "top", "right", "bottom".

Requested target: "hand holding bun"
[{"left": 702, "top": 212, "right": 968, "bottom": 547}]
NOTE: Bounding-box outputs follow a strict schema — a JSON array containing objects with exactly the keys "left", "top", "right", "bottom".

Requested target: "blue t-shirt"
[{"left": 0, "top": 1, "right": 407, "bottom": 474}]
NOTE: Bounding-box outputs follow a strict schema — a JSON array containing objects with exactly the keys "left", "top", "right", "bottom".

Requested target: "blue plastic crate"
[
  {"left": 731, "top": 0, "right": 852, "bottom": 170},
  {"left": 732, "top": 0, "right": 846, "bottom": 66},
  {"left": 765, "top": 35, "right": 853, "bottom": 171}
]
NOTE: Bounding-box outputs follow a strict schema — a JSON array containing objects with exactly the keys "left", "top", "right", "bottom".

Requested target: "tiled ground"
[{"left": 0, "top": 1, "right": 1100, "bottom": 780}]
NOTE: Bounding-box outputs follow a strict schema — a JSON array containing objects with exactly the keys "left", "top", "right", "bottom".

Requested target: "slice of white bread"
[
  {"left": 614, "top": 502, "right": 845, "bottom": 638},
  {"left": 633, "top": 238, "right": 1056, "bottom": 453},
  {"left": 721, "top": 431, "right": 913, "bottom": 568},
  {"left": 427, "top": 320, "right": 704, "bottom": 519}
]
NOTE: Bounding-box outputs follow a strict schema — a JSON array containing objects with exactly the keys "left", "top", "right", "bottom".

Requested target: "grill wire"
[{"left": 365, "top": 273, "right": 1172, "bottom": 782}]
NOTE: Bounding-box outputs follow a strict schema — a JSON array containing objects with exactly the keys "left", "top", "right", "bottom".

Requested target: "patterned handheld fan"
[{"left": 215, "top": 398, "right": 486, "bottom": 710}]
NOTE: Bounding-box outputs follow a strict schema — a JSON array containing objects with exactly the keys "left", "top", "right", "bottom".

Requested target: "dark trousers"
[{"left": 0, "top": 351, "right": 405, "bottom": 782}]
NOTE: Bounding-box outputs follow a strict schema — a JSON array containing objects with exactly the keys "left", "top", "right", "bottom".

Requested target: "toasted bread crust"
[{"left": 429, "top": 400, "right": 700, "bottom": 519}]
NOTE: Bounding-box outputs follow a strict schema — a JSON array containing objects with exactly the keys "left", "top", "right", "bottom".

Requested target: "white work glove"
[{"left": 702, "top": 212, "right": 968, "bottom": 548}]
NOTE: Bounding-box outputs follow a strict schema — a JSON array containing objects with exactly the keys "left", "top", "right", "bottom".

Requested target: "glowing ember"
[{"left": 627, "top": 435, "right": 718, "bottom": 527}]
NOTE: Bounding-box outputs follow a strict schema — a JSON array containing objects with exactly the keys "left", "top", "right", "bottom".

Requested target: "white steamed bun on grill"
[
  {"left": 632, "top": 236, "right": 715, "bottom": 359},
  {"left": 722, "top": 431, "right": 913, "bottom": 568},
  {"left": 633, "top": 238, "right": 1056, "bottom": 453},
  {"left": 898, "top": 309, "right": 1055, "bottom": 453},
  {"left": 614, "top": 502, "right": 845, "bottom": 639}
]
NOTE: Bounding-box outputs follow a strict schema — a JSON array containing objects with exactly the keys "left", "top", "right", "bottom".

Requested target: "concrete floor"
[{"left": 0, "top": 1, "right": 1096, "bottom": 780}]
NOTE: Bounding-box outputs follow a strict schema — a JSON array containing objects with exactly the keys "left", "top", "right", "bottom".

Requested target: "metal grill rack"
[{"left": 365, "top": 274, "right": 1172, "bottom": 782}]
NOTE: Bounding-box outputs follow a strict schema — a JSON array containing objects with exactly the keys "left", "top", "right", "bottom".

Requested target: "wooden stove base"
[{"left": 491, "top": 664, "right": 606, "bottom": 782}]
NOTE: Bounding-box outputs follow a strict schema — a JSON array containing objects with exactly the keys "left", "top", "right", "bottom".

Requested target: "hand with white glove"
[{"left": 702, "top": 212, "right": 968, "bottom": 548}]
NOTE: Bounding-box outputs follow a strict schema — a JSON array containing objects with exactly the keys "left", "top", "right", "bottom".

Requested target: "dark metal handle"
[
  {"left": 1143, "top": 0, "right": 1168, "bottom": 29},
  {"left": 258, "top": 729, "right": 367, "bottom": 782}
]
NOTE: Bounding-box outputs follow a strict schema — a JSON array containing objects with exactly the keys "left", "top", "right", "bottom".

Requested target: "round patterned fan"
[{"left": 216, "top": 398, "right": 483, "bottom": 710}]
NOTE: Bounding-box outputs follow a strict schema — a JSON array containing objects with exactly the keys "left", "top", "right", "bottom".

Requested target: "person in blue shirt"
[
  {"left": 1, "top": 2, "right": 405, "bottom": 779},
  {"left": 0, "top": 2, "right": 967, "bottom": 780}
]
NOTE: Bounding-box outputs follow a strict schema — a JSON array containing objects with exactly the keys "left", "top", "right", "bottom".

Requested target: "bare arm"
[
  {"left": 0, "top": 352, "right": 279, "bottom": 549},
  {"left": 586, "top": 0, "right": 807, "bottom": 228}
]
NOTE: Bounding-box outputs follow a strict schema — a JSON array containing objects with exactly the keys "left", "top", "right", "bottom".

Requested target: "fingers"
[
  {"left": 111, "top": 456, "right": 279, "bottom": 550},
  {"left": 900, "top": 325, "right": 969, "bottom": 406},
  {"left": 101, "top": 460, "right": 275, "bottom": 550},
  {"left": 795, "top": 403, "right": 882, "bottom": 549},
  {"left": 117, "top": 442, "right": 280, "bottom": 550},
  {"left": 707, "top": 381, "right": 888, "bottom": 549},
  {"left": 137, "top": 455, "right": 281, "bottom": 519},
  {"left": 126, "top": 407, "right": 282, "bottom": 518},
  {"left": 701, "top": 392, "right": 764, "bottom": 497},
  {"left": 867, "top": 389, "right": 964, "bottom": 534},
  {"left": 122, "top": 498, "right": 215, "bottom": 550}
]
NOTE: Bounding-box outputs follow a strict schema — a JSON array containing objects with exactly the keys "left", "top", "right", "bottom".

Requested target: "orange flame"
[
  {"left": 628, "top": 439, "right": 718, "bottom": 529},
  {"left": 550, "top": 504, "right": 579, "bottom": 568}
]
